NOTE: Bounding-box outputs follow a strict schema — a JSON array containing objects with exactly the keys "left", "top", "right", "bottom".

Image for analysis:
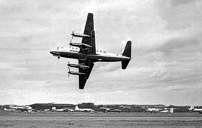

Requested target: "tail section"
[
  {"left": 122, "top": 60, "right": 130, "bottom": 69},
  {"left": 75, "top": 106, "right": 80, "bottom": 111},
  {"left": 122, "top": 41, "right": 131, "bottom": 58},
  {"left": 121, "top": 41, "right": 132, "bottom": 69}
]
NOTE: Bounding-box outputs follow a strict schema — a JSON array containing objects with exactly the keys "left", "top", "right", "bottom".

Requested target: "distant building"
[
  {"left": 29, "top": 103, "right": 75, "bottom": 111},
  {"left": 135, "top": 104, "right": 166, "bottom": 109},
  {"left": 168, "top": 105, "right": 190, "bottom": 113},
  {"left": 2, "top": 104, "right": 17, "bottom": 109}
]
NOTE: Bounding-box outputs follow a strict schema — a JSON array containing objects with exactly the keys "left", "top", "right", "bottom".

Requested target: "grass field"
[{"left": 1, "top": 110, "right": 202, "bottom": 128}]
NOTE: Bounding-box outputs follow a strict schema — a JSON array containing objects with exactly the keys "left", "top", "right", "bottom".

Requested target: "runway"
[
  {"left": 1, "top": 116, "right": 202, "bottom": 121},
  {"left": 1, "top": 114, "right": 202, "bottom": 128}
]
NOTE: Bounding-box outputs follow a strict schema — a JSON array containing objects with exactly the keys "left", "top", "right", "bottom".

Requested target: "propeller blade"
[
  {"left": 71, "top": 31, "right": 74, "bottom": 39},
  {"left": 68, "top": 66, "right": 70, "bottom": 77},
  {"left": 69, "top": 39, "right": 73, "bottom": 46}
]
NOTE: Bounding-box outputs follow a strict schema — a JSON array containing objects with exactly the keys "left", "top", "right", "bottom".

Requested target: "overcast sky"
[{"left": 0, "top": 0, "right": 202, "bottom": 105}]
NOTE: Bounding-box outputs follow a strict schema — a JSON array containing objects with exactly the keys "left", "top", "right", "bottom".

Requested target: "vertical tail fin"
[
  {"left": 121, "top": 41, "right": 132, "bottom": 69},
  {"left": 122, "top": 41, "right": 131, "bottom": 58}
]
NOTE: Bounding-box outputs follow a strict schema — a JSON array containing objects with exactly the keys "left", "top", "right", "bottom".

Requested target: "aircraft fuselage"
[{"left": 50, "top": 47, "right": 130, "bottom": 62}]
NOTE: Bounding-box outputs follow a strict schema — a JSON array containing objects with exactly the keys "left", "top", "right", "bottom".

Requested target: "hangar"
[{"left": 30, "top": 103, "right": 75, "bottom": 111}]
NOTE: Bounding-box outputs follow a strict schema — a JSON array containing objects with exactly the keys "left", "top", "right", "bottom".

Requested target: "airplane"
[
  {"left": 50, "top": 13, "right": 132, "bottom": 89},
  {"left": 189, "top": 106, "right": 202, "bottom": 114},
  {"left": 146, "top": 107, "right": 174, "bottom": 114},
  {"left": 3, "top": 108, "right": 16, "bottom": 112},
  {"left": 146, "top": 108, "right": 162, "bottom": 114},
  {"left": 160, "top": 108, "right": 174, "bottom": 113},
  {"left": 52, "top": 107, "right": 75, "bottom": 112},
  {"left": 99, "top": 107, "right": 122, "bottom": 113},
  {"left": 11, "top": 105, "right": 33, "bottom": 113},
  {"left": 75, "top": 106, "right": 94, "bottom": 112}
]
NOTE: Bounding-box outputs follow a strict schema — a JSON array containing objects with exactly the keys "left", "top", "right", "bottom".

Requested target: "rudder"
[{"left": 121, "top": 41, "right": 132, "bottom": 69}]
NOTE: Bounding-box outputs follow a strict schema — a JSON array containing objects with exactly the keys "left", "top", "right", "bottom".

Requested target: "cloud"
[
  {"left": 157, "top": 0, "right": 202, "bottom": 30},
  {"left": 155, "top": 38, "right": 200, "bottom": 55},
  {"left": 169, "top": 0, "right": 198, "bottom": 7}
]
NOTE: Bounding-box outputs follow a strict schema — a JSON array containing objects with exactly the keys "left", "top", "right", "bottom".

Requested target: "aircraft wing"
[
  {"left": 80, "top": 13, "right": 96, "bottom": 54},
  {"left": 79, "top": 60, "right": 94, "bottom": 89}
]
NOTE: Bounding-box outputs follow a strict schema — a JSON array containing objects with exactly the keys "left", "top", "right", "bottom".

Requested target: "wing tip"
[
  {"left": 88, "top": 13, "right": 93, "bottom": 15},
  {"left": 79, "top": 75, "right": 88, "bottom": 89},
  {"left": 79, "top": 81, "right": 86, "bottom": 89}
]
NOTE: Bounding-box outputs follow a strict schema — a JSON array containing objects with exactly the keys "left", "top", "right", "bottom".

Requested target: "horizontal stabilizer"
[{"left": 122, "top": 60, "right": 130, "bottom": 69}]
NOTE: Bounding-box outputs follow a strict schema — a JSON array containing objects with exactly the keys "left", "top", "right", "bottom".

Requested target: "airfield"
[{"left": 1, "top": 110, "right": 202, "bottom": 128}]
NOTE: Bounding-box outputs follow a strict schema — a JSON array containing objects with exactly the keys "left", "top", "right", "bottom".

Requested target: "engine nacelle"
[
  {"left": 71, "top": 33, "right": 90, "bottom": 38},
  {"left": 69, "top": 42, "right": 91, "bottom": 48},
  {"left": 67, "top": 63, "right": 90, "bottom": 69}
]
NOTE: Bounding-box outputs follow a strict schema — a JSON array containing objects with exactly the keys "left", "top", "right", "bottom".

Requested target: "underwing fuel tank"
[
  {"left": 69, "top": 42, "right": 91, "bottom": 48},
  {"left": 67, "top": 63, "right": 90, "bottom": 69},
  {"left": 68, "top": 71, "right": 85, "bottom": 75}
]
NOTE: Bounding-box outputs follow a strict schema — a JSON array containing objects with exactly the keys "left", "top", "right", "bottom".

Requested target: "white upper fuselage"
[{"left": 50, "top": 46, "right": 130, "bottom": 62}]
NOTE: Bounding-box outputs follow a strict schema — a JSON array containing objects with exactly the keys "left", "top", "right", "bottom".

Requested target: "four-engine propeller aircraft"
[{"left": 50, "top": 13, "right": 132, "bottom": 89}]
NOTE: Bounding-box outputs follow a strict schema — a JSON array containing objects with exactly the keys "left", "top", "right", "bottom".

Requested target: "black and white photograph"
[{"left": 0, "top": 0, "right": 202, "bottom": 127}]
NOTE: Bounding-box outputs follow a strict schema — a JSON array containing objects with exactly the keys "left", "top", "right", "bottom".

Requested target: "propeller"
[
  {"left": 71, "top": 31, "right": 74, "bottom": 39},
  {"left": 69, "top": 39, "right": 73, "bottom": 47},
  {"left": 68, "top": 66, "right": 70, "bottom": 77},
  {"left": 70, "top": 39, "right": 72, "bottom": 43}
]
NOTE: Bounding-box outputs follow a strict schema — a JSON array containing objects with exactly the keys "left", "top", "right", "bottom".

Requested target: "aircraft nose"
[
  {"left": 50, "top": 51, "right": 57, "bottom": 55},
  {"left": 50, "top": 51, "right": 60, "bottom": 56},
  {"left": 50, "top": 51, "right": 54, "bottom": 54}
]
